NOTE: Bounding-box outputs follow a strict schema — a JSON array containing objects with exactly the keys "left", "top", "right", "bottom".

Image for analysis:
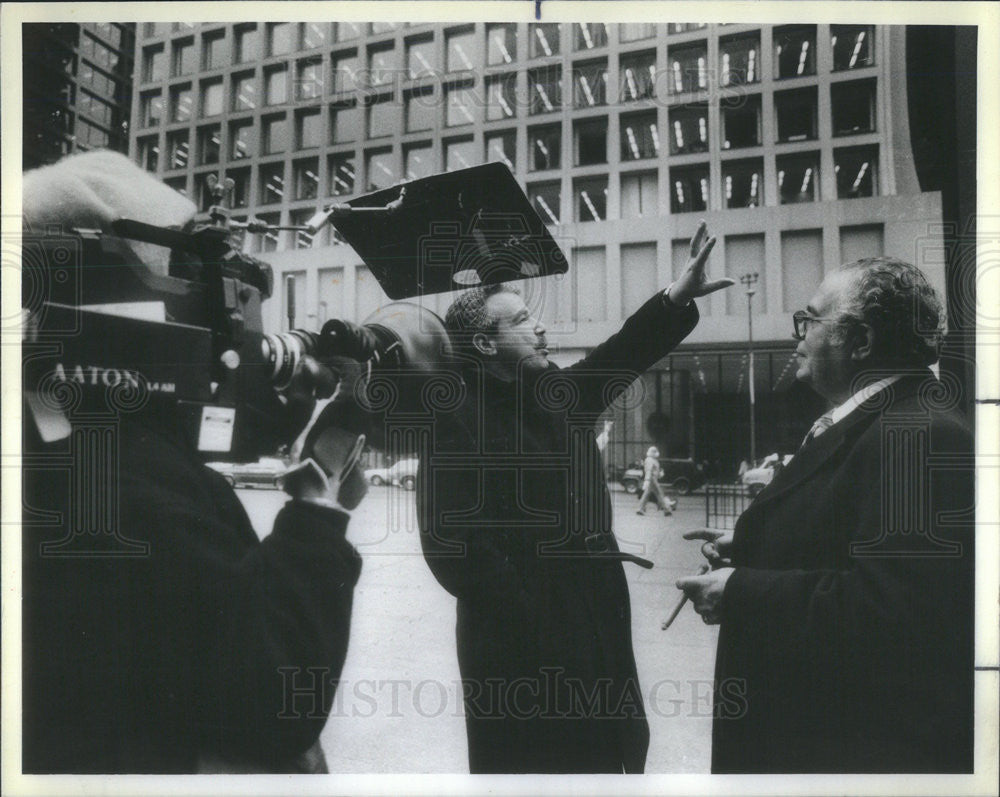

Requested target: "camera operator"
[{"left": 21, "top": 151, "right": 369, "bottom": 773}]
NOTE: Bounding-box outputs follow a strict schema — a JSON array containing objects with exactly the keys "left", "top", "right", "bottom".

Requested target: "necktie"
[{"left": 800, "top": 412, "right": 834, "bottom": 450}]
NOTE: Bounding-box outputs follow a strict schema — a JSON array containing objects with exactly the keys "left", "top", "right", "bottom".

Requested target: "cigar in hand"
[{"left": 661, "top": 563, "right": 710, "bottom": 630}]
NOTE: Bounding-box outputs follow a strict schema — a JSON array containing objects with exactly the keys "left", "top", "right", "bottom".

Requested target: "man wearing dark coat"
[
  {"left": 679, "top": 257, "right": 975, "bottom": 773},
  {"left": 418, "top": 223, "right": 733, "bottom": 773}
]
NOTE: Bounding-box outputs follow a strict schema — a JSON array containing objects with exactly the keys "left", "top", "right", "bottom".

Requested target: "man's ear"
[
  {"left": 472, "top": 331, "right": 497, "bottom": 356},
  {"left": 850, "top": 323, "right": 875, "bottom": 361}
]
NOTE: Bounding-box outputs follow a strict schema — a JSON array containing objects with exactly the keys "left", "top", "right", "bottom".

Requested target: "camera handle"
[{"left": 233, "top": 187, "right": 408, "bottom": 237}]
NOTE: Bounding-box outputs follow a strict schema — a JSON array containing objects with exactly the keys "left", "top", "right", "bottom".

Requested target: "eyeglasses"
[{"left": 792, "top": 310, "right": 837, "bottom": 341}]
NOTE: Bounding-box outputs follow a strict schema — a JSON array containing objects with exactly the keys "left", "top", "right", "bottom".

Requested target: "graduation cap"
[{"left": 305, "top": 162, "right": 568, "bottom": 300}]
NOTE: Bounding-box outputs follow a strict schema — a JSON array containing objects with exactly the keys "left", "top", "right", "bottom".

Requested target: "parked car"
[
  {"left": 364, "top": 458, "right": 419, "bottom": 490},
  {"left": 741, "top": 454, "right": 794, "bottom": 496},
  {"left": 620, "top": 457, "right": 706, "bottom": 495},
  {"left": 205, "top": 456, "right": 288, "bottom": 489}
]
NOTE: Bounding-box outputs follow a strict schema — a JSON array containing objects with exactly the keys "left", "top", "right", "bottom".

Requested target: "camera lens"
[{"left": 261, "top": 329, "right": 317, "bottom": 389}]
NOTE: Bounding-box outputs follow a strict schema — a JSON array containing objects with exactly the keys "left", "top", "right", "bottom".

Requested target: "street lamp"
[{"left": 740, "top": 272, "right": 759, "bottom": 465}]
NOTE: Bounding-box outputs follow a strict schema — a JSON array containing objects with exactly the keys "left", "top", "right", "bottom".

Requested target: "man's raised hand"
[{"left": 667, "top": 220, "right": 735, "bottom": 305}]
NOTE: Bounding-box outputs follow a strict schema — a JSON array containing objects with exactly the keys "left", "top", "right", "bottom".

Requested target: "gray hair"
[
  {"left": 833, "top": 257, "right": 945, "bottom": 367},
  {"left": 444, "top": 284, "right": 521, "bottom": 357}
]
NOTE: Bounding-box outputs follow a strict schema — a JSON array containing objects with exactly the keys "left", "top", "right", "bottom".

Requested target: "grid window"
[
  {"left": 297, "top": 110, "right": 322, "bottom": 148},
  {"left": 530, "top": 23, "right": 560, "bottom": 58},
  {"left": 669, "top": 23, "right": 707, "bottom": 34},
  {"left": 573, "top": 60, "right": 608, "bottom": 108},
  {"left": 170, "top": 85, "right": 193, "bottom": 123},
  {"left": 669, "top": 42, "right": 708, "bottom": 94},
  {"left": 143, "top": 45, "right": 166, "bottom": 82},
  {"left": 331, "top": 103, "right": 361, "bottom": 144},
  {"left": 669, "top": 103, "right": 709, "bottom": 154},
  {"left": 777, "top": 152, "right": 820, "bottom": 204},
  {"left": 76, "top": 119, "right": 110, "bottom": 149},
  {"left": 328, "top": 153, "right": 355, "bottom": 196},
  {"left": 144, "top": 22, "right": 169, "bottom": 37},
  {"left": 529, "top": 124, "right": 561, "bottom": 171},
  {"left": 529, "top": 66, "right": 562, "bottom": 114},
  {"left": 332, "top": 52, "right": 360, "bottom": 93},
  {"left": 405, "top": 90, "right": 436, "bottom": 132},
  {"left": 197, "top": 125, "right": 221, "bottom": 165},
  {"left": 831, "top": 79, "right": 876, "bottom": 135},
  {"left": 296, "top": 58, "right": 323, "bottom": 101},
  {"left": 620, "top": 23, "right": 656, "bottom": 43},
  {"left": 235, "top": 25, "right": 261, "bottom": 63},
  {"left": 335, "top": 22, "right": 362, "bottom": 42},
  {"left": 259, "top": 162, "right": 285, "bottom": 205},
  {"left": 832, "top": 25, "right": 874, "bottom": 71},
  {"left": 138, "top": 136, "right": 160, "bottom": 171},
  {"left": 575, "top": 176, "right": 608, "bottom": 222},
  {"left": 528, "top": 182, "right": 561, "bottom": 225},
  {"left": 487, "top": 23, "right": 517, "bottom": 66},
  {"left": 172, "top": 38, "right": 195, "bottom": 77},
  {"left": 575, "top": 119, "right": 607, "bottom": 166},
  {"left": 720, "top": 34, "right": 760, "bottom": 86},
  {"left": 574, "top": 23, "right": 608, "bottom": 51},
  {"left": 368, "top": 96, "right": 397, "bottom": 137},
  {"left": 369, "top": 45, "right": 396, "bottom": 87},
  {"left": 256, "top": 213, "right": 280, "bottom": 253},
  {"left": 265, "top": 66, "right": 288, "bottom": 106},
  {"left": 486, "top": 74, "right": 517, "bottom": 121},
  {"left": 621, "top": 172, "right": 658, "bottom": 218},
  {"left": 232, "top": 72, "right": 257, "bottom": 111},
  {"left": 203, "top": 32, "right": 227, "bottom": 70},
  {"left": 619, "top": 51, "right": 657, "bottom": 103},
  {"left": 621, "top": 111, "right": 659, "bottom": 160},
  {"left": 445, "top": 138, "right": 476, "bottom": 171},
  {"left": 290, "top": 209, "right": 319, "bottom": 250},
  {"left": 485, "top": 130, "right": 516, "bottom": 171},
  {"left": 370, "top": 22, "right": 397, "bottom": 35},
  {"left": 263, "top": 115, "right": 289, "bottom": 154},
  {"left": 367, "top": 150, "right": 396, "bottom": 190},
  {"left": 775, "top": 87, "right": 818, "bottom": 142},
  {"left": 446, "top": 27, "right": 475, "bottom": 72},
  {"left": 194, "top": 172, "right": 217, "bottom": 213},
  {"left": 670, "top": 164, "right": 709, "bottom": 213},
  {"left": 407, "top": 36, "right": 436, "bottom": 78},
  {"left": 201, "top": 80, "right": 224, "bottom": 117},
  {"left": 163, "top": 176, "right": 188, "bottom": 197},
  {"left": 299, "top": 22, "right": 329, "bottom": 50},
  {"left": 405, "top": 143, "right": 434, "bottom": 180},
  {"left": 267, "top": 23, "right": 293, "bottom": 57},
  {"left": 230, "top": 120, "right": 254, "bottom": 160},
  {"left": 774, "top": 26, "right": 816, "bottom": 79},
  {"left": 229, "top": 167, "right": 251, "bottom": 208},
  {"left": 835, "top": 146, "right": 878, "bottom": 198},
  {"left": 446, "top": 85, "right": 476, "bottom": 126},
  {"left": 722, "top": 95, "right": 762, "bottom": 149},
  {"left": 166, "top": 130, "right": 189, "bottom": 170},
  {"left": 293, "top": 157, "right": 320, "bottom": 200},
  {"left": 78, "top": 91, "right": 114, "bottom": 126},
  {"left": 722, "top": 159, "right": 763, "bottom": 208}
]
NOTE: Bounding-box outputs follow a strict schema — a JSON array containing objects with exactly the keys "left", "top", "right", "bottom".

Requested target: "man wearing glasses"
[{"left": 678, "top": 257, "right": 974, "bottom": 773}]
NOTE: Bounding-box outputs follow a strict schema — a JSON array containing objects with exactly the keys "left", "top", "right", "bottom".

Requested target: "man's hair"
[
  {"left": 444, "top": 284, "right": 520, "bottom": 356},
  {"left": 833, "top": 257, "right": 945, "bottom": 367}
]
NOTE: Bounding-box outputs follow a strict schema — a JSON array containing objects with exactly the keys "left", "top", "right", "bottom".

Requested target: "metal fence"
[{"left": 704, "top": 483, "right": 751, "bottom": 530}]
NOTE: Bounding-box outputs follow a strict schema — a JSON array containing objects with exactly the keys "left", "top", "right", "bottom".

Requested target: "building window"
[
  {"left": 296, "top": 58, "right": 323, "bottom": 101},
  {"left": 575, "top": 176, "right": 608, "bottom": 222},
  {"left": 530, "top": 23, "right": 560, "bottom": 58},
  {"left": 620, "top": 23, "right": 656, "bottom": 43},
  {"left": 404, "top": 143, "right": 434, "bottom": 180},
  {"left": 446, "top": 84, "right": 476, "bottom": 126},
  {"left": 232, "top": 72, "right": 257, "bottom": 111},
  {"left": 170, "top": 85, "right": 193, "bottom": 123},
  {"left": 143, "top": 45, "right": 166, "bottom": 82},
  {"left": 138, "top": 136, "right": 160, "bottom": 172},
  {"left": 405, "top": 89, "right": 436, "bottom": 132},
  {"left": 201, "top": 79, "right": 224, "bottom": 117},
  {"left": 722, "top": 159, "right": 763, "bottom": 208},
  {"left": 621, "top": 172, "right": 658, "bottom": 218},
  {"left": 297, "top": 109, "right": 322, "bottom": 149},
  {"left": 619, "top": 51, "right": 656, "bottom": 103},
  {"left": 370, "top": 22, "right": 397, "bottom": 35},
  {"left": 573, "top": 60, "right": 608, "bottom": 108},
  {"left": 202, "top": 31, "right": 227, "bottom": 70},
  {"left": 368, "top": 44, "right": 395, "bottom": 87},
  {"left": 722, "top": 94, "right": 762, "bottom": 149},
  {"left": 669, "top": 23, "right": 707, "bottom": 34},
  {"left": 832, "top": 25, "right": 874, "bottom": 71},
  {"left": 293, "top": 157, "right": 320, "bottom": 200},
  {"left": 334, "top": 22, "right": 362, "bottom": 42},
  {"left": 166, "top": 130, "right": 189, "bottom": 170},
  {"left": 777, "top": 152, "right": 820, "bottom": 204},
  {"left": 529, "top": 65, "right": 562, "bottom": 114},
  {"left": 366, "top": 149, "right": 396, "bottom": 190},
  {"left": 407, "top": 36, "right": 436, "bottom": 78},
  {"left": 835, "top": 146, "right": 878, "bottom": 198},
  {"left": 171, "top": 38, "right": 195, "bottom": 77},
  {"left": 259, "top": 162, "right": 285, "bottom": 204},
  {"left": 444, "top": 138, "right": 476, "bottom": 172},
  {"left": 487, "top": 23, "right": 517, "bottom": 65},
  {"left": 621, "top": 111, "right": 659, "bottom": 160},
  {"left": 228, "top": 167, "right": 250, "bottom": 208},
  {"left": 197, "top": 125, "right": 221, "bottom": 165},
  {"left": 574, "top": 23, "right": 608, "bottom": 51},
  {"left": 670, "top": 164, "right": 709, "bottom": 213},
  {"left": 229, "top": 120, "right": 254, "bottom": 160},
  {"left": 163, "top": 176, "right": 187, "bottom": 197},
  {"left": 143, "top": 22, "right": 169, "bottom": 37},
  {"left": 485, "top": 130, "right": 516, "bottom": 170},
  {"left": 330, "top": 102, "right": 361, "bottom": 144},
  {"left": 446, "top": 27, "right": 475, "bottom": 72},
  {"left": 267, "top": 23, "right": 293, "bottom": 57},
  {"left": 265, "top": 66, "right": 288, "bottom": 106},
  {"left": 669, "top": 103, "right": 709, "bottom": 154},
  {"left": 235, "top": 25, "right": 261, "bottom": 63},
  {"left": 775, "top": 87, "right": 818, "bottom": 142},
  {"left": 575, "top": 119, "right": 606, "bottom": 166},
  {"left": 328, "top": 153, "right": 355, "bottom": 196},
  {"left": 78, "top": 91, "right": 114, "bottom": 127},
  {"left": 263, "top": 115, "right": 289, "bottom": 154},
  {"left": 831, "top": 79, "right": 876, "bottom": 135},
  {"left": 290, "top": 208, "right": 319, "bottom": 250},
  {"left": 486, "top": 74, "right": 517, "bottom": 121},
  {"left": 368, "top": 96, "right": 397, "bottom": 138},
  {"left": 529, "top": 124, "right": 561, "bottom": 171},
  {"left": 719, "top": 34, "right": 760, "bottom": 86},
  {"left": 669, "top": 42, "right": 708, "bottom": 94},
  {"left": 528, "top": 182, "right": 561, "bottom": 225},
  {"left": 331, "top": 51, "right": 360, "bottom": 94},
  {"left": 194, "top": 172, "right": 219, "bottom": 213},
  {"left": 774, "top": 25, "right": 816, "bottom": 79},
  {"left": 255, "top": 212, "right": 280, "bottom": 252},
  {"left": 299, "top": 22, "right": 329, "bottom": 50}
]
